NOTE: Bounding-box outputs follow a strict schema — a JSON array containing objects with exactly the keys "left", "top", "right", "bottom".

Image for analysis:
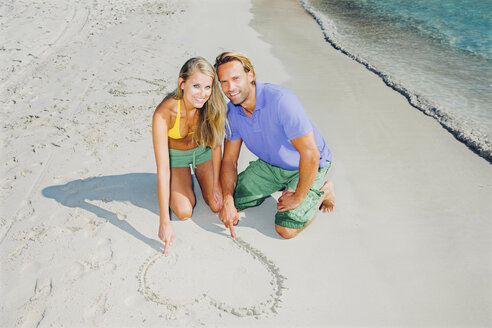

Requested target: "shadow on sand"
[
  {"left": 42, "top": 173, "right": 163, "bottom": 251},
  {"left": 42, "top": 173, "right": 280, "bottom": 252}
]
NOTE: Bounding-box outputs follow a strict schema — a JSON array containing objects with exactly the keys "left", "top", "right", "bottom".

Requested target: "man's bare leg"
[
  {"left": 275, "top": 181, "right": 336, "bottom": 239},
  {"left": 319, "top": 180, "right": 335, "bottom": 212}
]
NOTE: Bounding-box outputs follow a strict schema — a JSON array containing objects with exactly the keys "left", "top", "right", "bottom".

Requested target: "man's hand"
[
  {"left": 158, "top": 220, "right": 174, "bottom": 255},
  {"left": 219, "top": 138, "right": 242, "bottom": 238},
  {"left": 277, "top": 189, "right": 303, "bottom": 212},
  {"left": 218, "top": 199, "right": 239, "bottom": 238}
]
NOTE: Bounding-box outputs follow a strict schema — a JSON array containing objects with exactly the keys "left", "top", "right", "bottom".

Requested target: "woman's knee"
[
  {"left": 173, "top": 206, "right": 194, "bottom": 220},
  {"left": 171, "top": 198, "right": 195, "bottom": 220},
  {"left": 202, "top": 194, "right": 221, "bottom": 213},
  {"left": 208, "top": 201, "right": 221, "bottom": 213}
]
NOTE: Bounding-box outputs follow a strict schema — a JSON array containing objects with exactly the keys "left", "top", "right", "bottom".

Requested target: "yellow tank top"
[{"left": 168, "top": 100, "right": 194, "bottom": 139}]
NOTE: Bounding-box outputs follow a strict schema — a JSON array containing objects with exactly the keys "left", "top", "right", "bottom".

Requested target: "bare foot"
[{"left": 319, "top": 181, "right": 335, "bottom": 213}]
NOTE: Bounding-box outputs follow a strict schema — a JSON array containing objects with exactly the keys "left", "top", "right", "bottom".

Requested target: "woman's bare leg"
[
  {"left": 194, "top": 160, "right": 221, "bottom": 213},
  {"left": 170, "top": 167, "right": 195, "bottom": 219}
]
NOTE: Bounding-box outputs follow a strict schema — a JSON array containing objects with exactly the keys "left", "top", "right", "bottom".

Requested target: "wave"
[{"left": 301, "top": 0, "right": 492, "bottom": 162}]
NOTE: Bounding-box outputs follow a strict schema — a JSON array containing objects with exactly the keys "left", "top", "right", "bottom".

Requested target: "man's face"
[{"left": 217, "top": 60, "right": 254, "bottom": 105}]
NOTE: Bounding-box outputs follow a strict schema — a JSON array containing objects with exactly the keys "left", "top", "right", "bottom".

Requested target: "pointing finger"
[{"left": 163, "top": 240, "right": 170, "bottom": 255}]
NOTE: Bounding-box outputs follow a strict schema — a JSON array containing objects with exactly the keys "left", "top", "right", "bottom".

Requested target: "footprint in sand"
[
  {"left": 109, "top": 77, "right": 167, "bottom": 96},
  {"left": 138, "top": 236, "right": 286, "bottom": 318},
  {"left": 64, "top": 238, "right": 114, "bottom": 282},
  {"left": 8, "top": 224, "right": 84, "bottom": 262},
  {"left": 15, "top": 277, "right": 53, "bottom": 328},
  {"left": 83, "top": 294, "right": 109, "bottom": 323}
]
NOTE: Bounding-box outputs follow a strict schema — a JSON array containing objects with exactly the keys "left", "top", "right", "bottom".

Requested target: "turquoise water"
[
  {"left": 302, "top": 0, "right": 492, "bottom": 160},
  {"left": 355, "top": 0, "right": 491, "bottom": 58}
]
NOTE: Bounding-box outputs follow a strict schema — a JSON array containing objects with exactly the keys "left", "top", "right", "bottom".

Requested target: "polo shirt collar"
[
  {"left": 254, "top": 82, "right": 266, "bottom": 111},
  {"left": 236, "top": 82, "right": 265, "bottom": 117}
]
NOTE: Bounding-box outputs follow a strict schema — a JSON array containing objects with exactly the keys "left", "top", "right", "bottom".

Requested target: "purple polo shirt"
[{"left": 226, "top": 82, "right": 331, "bottom": 170}]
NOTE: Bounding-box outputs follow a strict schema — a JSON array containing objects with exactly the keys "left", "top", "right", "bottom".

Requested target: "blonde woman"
[{"left": 152, "top": 57, "right": 227, "bottom": 254}]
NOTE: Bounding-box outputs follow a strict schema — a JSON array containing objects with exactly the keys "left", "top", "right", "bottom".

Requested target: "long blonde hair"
[{"left": 169, "top": 57, "right": 227, "bottom": 148}]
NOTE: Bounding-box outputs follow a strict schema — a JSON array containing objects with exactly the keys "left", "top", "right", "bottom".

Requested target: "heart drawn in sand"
[{"left": 137, "top": 237, "right": 286, "bottom": 318}]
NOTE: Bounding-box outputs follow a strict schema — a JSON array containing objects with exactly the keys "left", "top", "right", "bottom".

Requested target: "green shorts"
[
  {"left": 169, "top": 146, "right": 211, "bottom": 169},
  {"left": 234, "top": 159, "right": 330, "bottom": 229}
]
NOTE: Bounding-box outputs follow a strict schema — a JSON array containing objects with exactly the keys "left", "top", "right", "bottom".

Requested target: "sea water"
[{"left": 302, "top": 0, "right": 492, "bottom": 160}]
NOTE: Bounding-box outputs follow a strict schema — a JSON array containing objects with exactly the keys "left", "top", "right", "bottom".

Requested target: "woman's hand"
[
  {"left": 213, "top": 181, "right": 223, "bottom": 210},
  {"left": 158, "top": 220, "right": 174, "bottom": 255}
]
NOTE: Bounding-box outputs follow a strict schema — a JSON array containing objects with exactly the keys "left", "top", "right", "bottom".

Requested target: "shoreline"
[{"left": 300, "top": 0, "right": 492, "bottom": 163}]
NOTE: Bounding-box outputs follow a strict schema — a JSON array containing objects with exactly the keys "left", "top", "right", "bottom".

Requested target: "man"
[{"left": 215, "top": 52, "right": 335, "bottom": 239}]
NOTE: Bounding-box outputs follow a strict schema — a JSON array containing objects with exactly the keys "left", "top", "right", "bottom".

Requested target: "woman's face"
[{"left": 179, "top": 70, "right": 213, "bottom": 109}]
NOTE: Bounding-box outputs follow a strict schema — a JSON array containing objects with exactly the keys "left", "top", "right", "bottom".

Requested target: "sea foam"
[{"left": 302, "top": 0, "right": 492, "bottom": 161}]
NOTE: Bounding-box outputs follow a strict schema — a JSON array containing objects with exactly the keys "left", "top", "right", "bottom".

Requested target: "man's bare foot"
[{"left": 319, "top": 181, "right": 336, "bottom": 212}]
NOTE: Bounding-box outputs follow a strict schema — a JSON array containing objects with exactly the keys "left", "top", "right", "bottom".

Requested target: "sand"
[{"left": 1, "top": 0, "right": 491, "bottom": 327}]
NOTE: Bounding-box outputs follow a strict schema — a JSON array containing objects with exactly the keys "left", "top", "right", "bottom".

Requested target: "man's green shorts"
[
  {"left": 169, "top": 146, "right": 211, "bottom": 169},
  {"left": 234, "top": 159, "right": 330, "bottom": 229}
]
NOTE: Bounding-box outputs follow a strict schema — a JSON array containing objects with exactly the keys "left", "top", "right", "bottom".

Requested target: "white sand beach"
[{"left": 1, "top": 0, "right": 491, "bottom": 327}]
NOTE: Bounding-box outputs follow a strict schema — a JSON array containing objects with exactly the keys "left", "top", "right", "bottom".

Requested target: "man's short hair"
[{"left": 214, "top": 51, "right": 256, "bottom": 83}]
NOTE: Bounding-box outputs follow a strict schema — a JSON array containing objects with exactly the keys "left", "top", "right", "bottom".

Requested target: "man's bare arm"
[
  {"left": 219, "top": 138, "right": 243, "bottom": 237},
  {"left": 220, "top": 139, "right": 242, "bottom": 201},
  {"left": 277, "top": 131, "right": 320, "bottom": 212}
]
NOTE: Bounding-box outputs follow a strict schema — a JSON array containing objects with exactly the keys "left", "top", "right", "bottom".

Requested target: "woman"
[{"left": 152, "top": 57, "right": 227, "bottom": 254}]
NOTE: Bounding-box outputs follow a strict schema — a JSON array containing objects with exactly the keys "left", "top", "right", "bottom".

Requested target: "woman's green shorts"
[{"left": 169, "top": 146, "right": 211, "bottom": 169}]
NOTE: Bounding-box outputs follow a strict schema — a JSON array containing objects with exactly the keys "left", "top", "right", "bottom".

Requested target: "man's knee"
[{"left": 275, "top": 225, "right": 300, "bottom": 239}]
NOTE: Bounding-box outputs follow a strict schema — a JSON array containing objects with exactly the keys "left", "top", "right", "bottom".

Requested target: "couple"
[{"left": 152, "top": 52, "right": 335, "bottom": 254}]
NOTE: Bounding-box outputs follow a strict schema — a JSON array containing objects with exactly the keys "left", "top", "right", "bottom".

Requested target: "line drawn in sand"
[
  {"left": 109, "top": 77, "right": 167, "bottom": 96},
  {"left": 138, "top": 237, "right": 287, "bottom": 318}
]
